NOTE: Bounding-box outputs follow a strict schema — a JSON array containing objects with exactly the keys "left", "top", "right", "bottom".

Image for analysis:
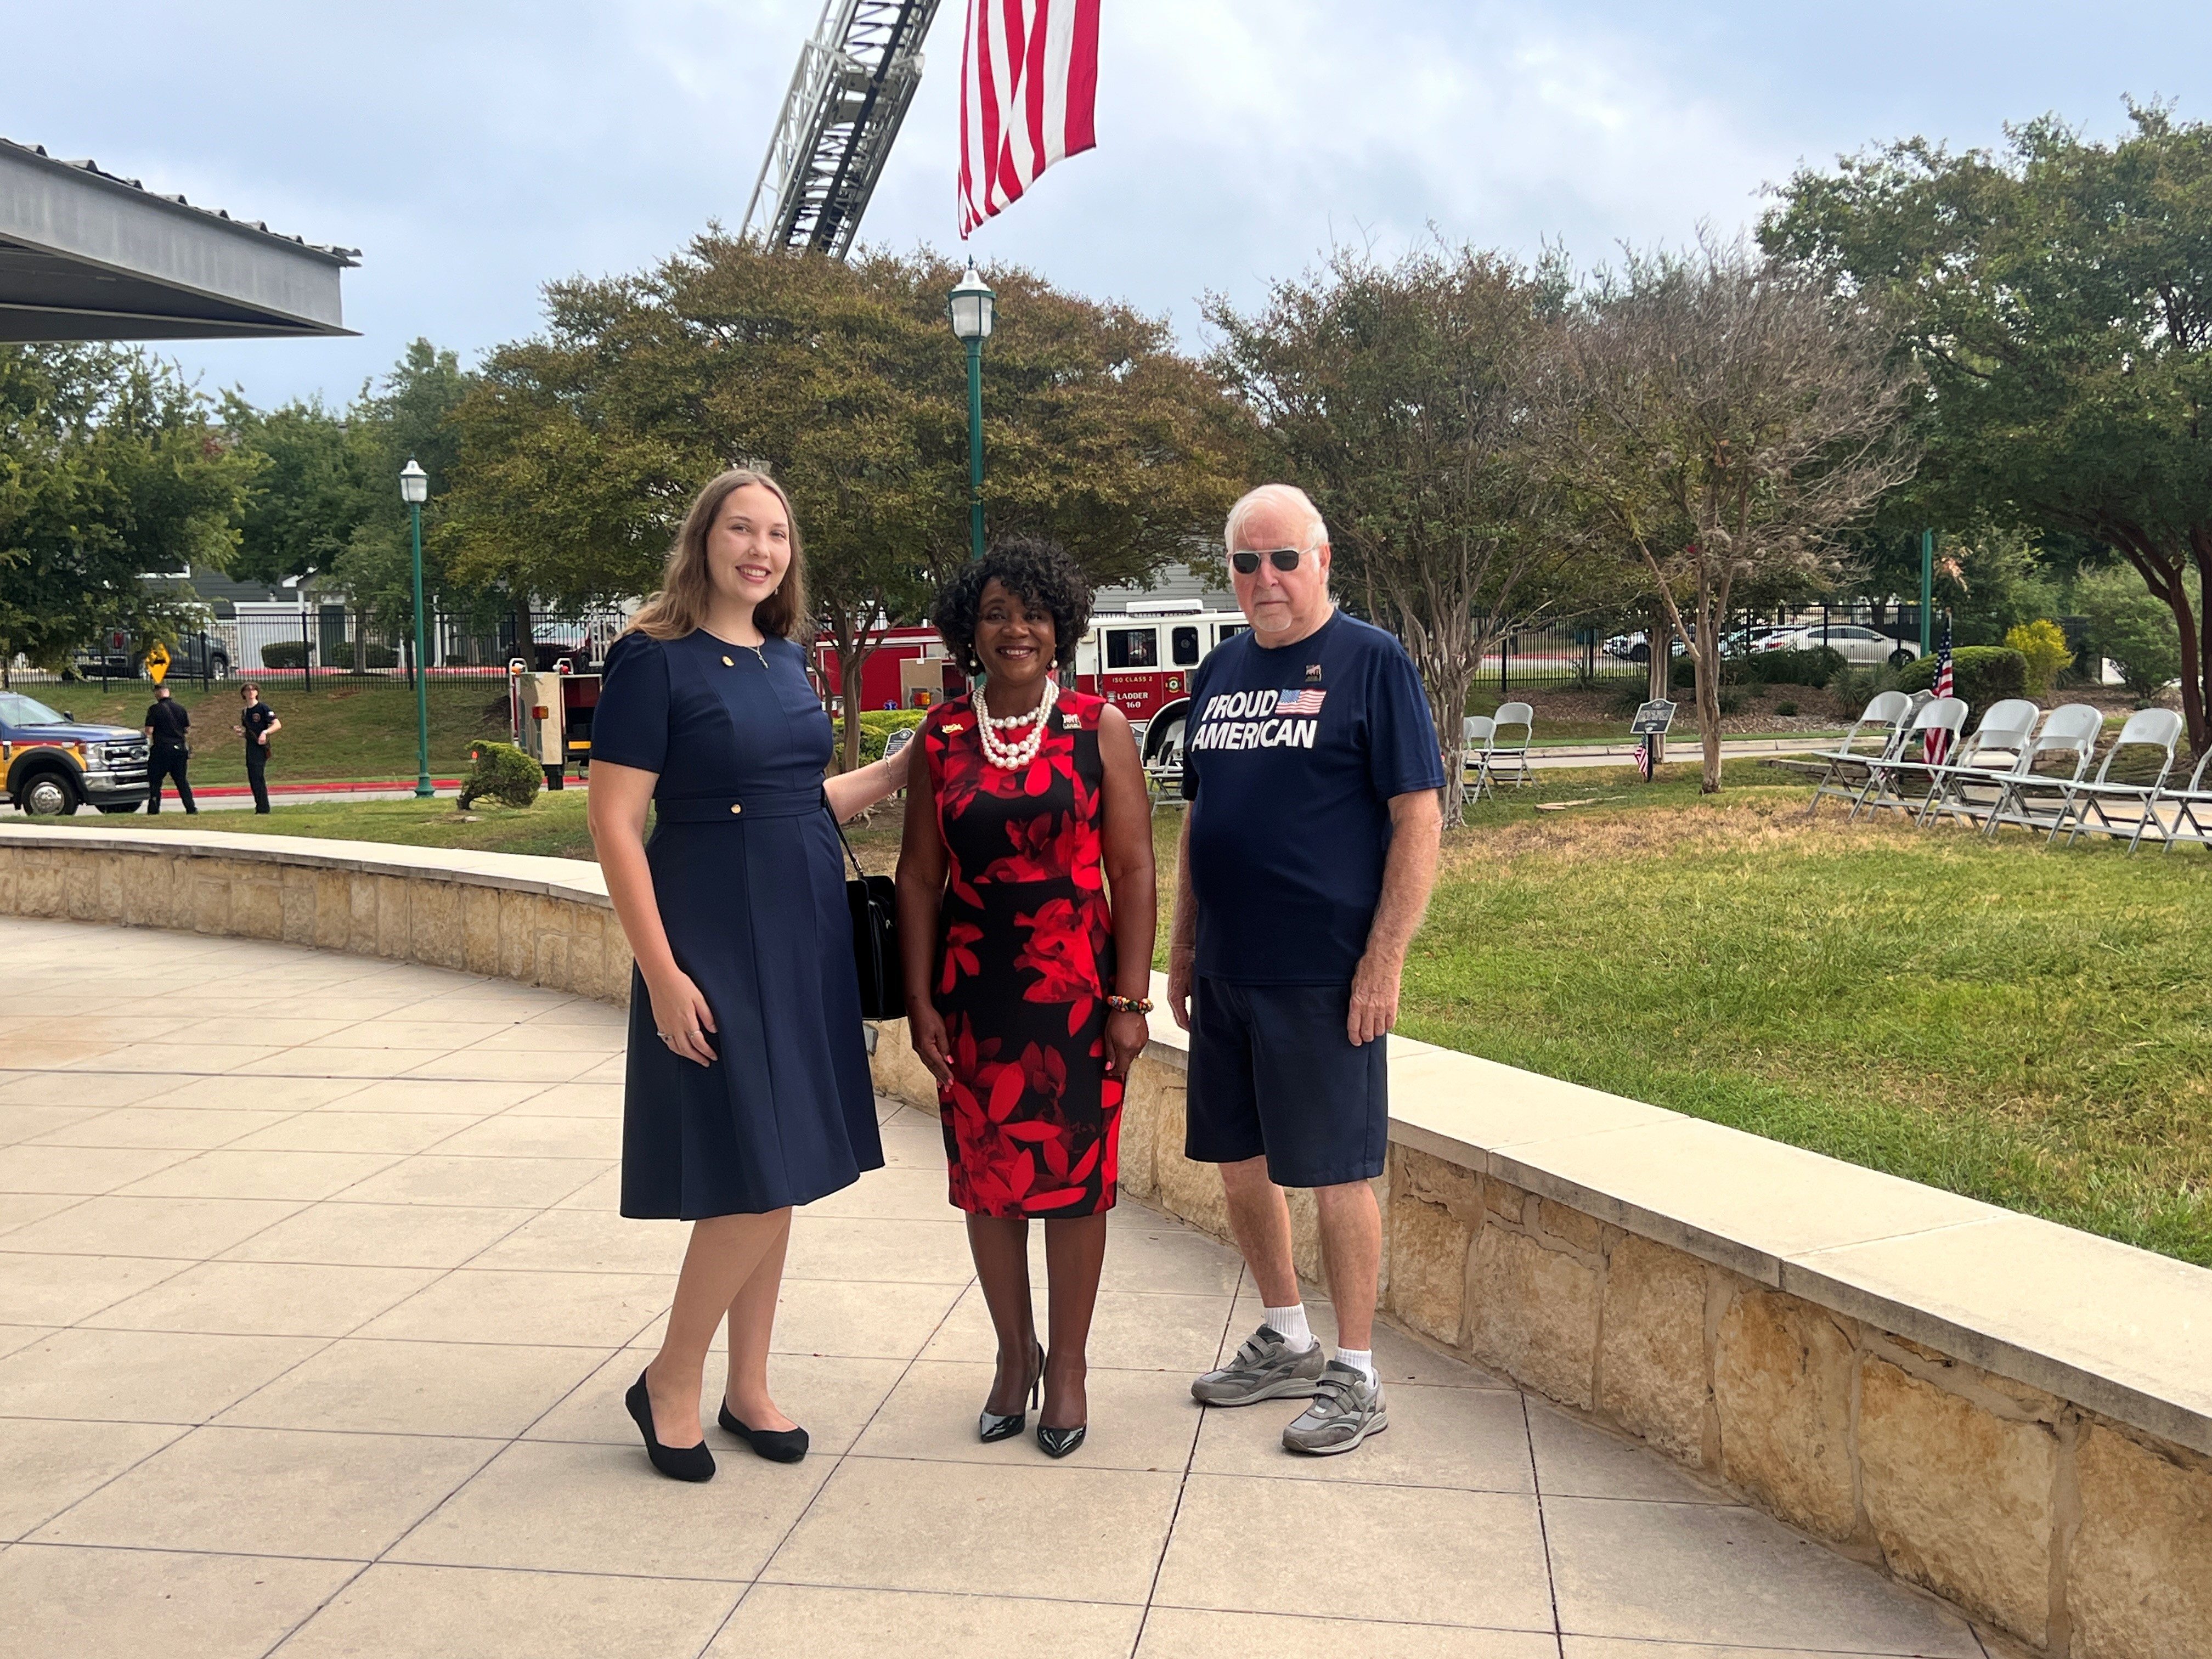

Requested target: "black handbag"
[{"left": 832, "top": 812, "right": 905, "bottom": 1020}]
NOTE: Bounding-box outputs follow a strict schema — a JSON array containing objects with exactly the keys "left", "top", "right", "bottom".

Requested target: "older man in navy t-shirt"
[{"left": 1170, "top": 483, "right": 1443, "bottom": 1457}]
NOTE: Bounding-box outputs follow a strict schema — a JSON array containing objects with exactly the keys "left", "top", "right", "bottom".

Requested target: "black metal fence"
[
  {"left": 7, "top": 599, "right": 2011, "bottom": 697},
  {"left": 5, "top": 609, "right": 629, "bottom": 693}
]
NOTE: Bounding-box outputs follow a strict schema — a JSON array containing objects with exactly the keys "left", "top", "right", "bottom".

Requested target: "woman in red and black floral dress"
[{"left": 897, "top": 539, "right": 1156, "bottom": 1459}]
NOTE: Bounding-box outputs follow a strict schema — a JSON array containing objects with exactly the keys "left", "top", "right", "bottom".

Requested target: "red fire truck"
[
  {"left": 815, "top": 600, "right": 1249, "bottom": 776},
  {"left": 1074, "top": 601, "right": 1248, "bottom": 772}
]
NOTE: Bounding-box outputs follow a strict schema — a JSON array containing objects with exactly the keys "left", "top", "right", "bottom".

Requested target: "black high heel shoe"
[
  {"left": 1036, "top": 1421, "right": 1087, "bottom": 1459},
  {"left": 626, "top": 1369, "right": 714, "bottom": 1482},
  {"left": 1036, "top": 1352, "right": 1087, "bottom": 1458},
  {"left": 719, "top": 1400, "right": 809, "bottom": 1463},
  {"left": 978, "top": 1341, "right": 1044, "bottom": 1443}
]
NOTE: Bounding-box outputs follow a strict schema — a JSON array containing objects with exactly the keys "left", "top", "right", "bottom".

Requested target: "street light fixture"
[
  {"left": 948, "top": 262, "right": 995, "bottom": 562},
  {"left": 398, "top": 458, "right": 433, "bottom": 800}
]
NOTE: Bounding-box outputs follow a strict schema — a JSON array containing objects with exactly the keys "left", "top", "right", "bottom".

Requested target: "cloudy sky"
[{"left": 13, "top": 1, "right": 2210, "bottom": 411}]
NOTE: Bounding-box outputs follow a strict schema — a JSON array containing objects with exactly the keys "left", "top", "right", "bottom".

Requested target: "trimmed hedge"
[
  {"left": 1740, "top": 646, "right": 1845, "bottom": 688},
  {"left": 1669, "top": 647, "right": 1843, "bottom": 691},
  {"left": 458, "top": 741, "right": 543, "bottom": 810},
  {"left": 260, "top": 640, "right": 312, "bottom": 669},
  {"left": 1895, "top": 645, "right": 2028, "bottom": 708}
]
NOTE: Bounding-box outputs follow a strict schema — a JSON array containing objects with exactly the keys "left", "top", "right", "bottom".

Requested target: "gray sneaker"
[
  {"left": 1281, "top": 1360, "right": 1389, "bottom": 1455},
  {"left": 1190, "top": 1324, "right": 1327, "bottom": 1407}
]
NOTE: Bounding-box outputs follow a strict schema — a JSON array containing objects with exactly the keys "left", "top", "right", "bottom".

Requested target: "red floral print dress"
[{"left": 923, "top": 689, "right": 1121, "bottom": 1217}]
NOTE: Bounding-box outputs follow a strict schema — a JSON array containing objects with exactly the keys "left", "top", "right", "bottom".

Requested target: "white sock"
[
  {"left": 1335, "top": 1347, "right": 1377, "bottom": 1384},
  {"left": 1263, "top": 1304, "right": 1313, "bottom": 1350}
]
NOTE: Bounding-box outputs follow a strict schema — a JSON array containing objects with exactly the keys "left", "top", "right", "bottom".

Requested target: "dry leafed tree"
[
  {"left": 1549, "top": 236, "right": 1921, "bottom": 791},
  {"left": 1207, "top": 244, "right": 1581, "bottom": 826}
]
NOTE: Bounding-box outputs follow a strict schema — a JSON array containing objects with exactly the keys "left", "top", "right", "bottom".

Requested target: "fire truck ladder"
[{"left": 741, "top": 0, "right": 946, "bottom": 259}]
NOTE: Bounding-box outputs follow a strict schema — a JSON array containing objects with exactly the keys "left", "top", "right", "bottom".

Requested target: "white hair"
[{"left": 1223, "top": 483, "right": 1328, "bottom": 556}]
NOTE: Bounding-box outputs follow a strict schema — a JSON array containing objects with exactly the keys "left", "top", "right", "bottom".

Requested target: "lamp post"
[
  {"left": 399, "top": 459, "right": 433, "bottom": 799},
  {"left": 947, "top": 262, "right": 995, "bottom": 562}
]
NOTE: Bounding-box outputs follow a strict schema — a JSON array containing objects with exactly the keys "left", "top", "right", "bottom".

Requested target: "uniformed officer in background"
[
  {"left": 142, "top": 684, "right": 198, "bottom": 814},
  {"left": 233, "top": 682, "right": 281, "bottom": 814}
]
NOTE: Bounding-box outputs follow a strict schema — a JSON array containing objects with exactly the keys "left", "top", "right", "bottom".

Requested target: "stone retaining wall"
[
  {"left": 6, "top": 822, "right": 2209, "bottom": 1659},
  {"left": 0, "top": 827, "right": 633, "bottom": 1000}
]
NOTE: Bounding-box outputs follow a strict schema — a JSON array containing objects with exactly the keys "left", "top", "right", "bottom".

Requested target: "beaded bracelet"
[{"left": 1105, "top": 994, "right": 1154, "bottom": 1015}]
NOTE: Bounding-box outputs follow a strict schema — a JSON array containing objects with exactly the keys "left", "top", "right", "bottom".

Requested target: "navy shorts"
[{"left": 1184, "top": 977, "right": 1388, "bottom": 1188}]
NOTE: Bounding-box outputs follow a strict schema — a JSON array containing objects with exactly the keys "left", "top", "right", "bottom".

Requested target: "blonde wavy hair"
[{"left": 626, "top": 468, "right": 810, "bottom": 641}]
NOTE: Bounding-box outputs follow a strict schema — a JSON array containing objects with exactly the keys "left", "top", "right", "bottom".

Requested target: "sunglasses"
[{"left": 1230, "top": 547, "right": 1306, "bottom": 575}]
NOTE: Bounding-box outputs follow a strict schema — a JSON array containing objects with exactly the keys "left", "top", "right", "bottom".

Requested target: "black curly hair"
[{"left": 931, "top": 536, "right": 1092, "bottom": 675}]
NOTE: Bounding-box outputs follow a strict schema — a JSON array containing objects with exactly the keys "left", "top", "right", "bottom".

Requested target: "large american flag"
[
  {"left": 1924, "top": 622, "right": 1954, "bottom": 766},
  {"left": 958, "top": 0, "right": 1101, "bottom": 238}
]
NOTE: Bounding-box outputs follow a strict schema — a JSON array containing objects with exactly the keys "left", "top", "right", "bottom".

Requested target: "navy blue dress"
[{"left": 592, "top": 628, "right": 883, "bottom": 1219}]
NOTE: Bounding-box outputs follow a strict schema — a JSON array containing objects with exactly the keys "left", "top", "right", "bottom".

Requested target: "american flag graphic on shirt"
[{"left": 1276, "top": 689, "right": 1327, "bottom": 716}]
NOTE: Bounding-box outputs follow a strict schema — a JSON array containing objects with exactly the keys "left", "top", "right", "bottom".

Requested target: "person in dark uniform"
[
  {"left": 141, "top": 684, "right": 196, "bottom": 814},
  {"left": 232, "top": 684, "right": 281, "bottom": 813},
  {"left": 586, "top": 468, "right": 911, "bottom": 1483},
  {"left": 895, "top": 541, "right": 1156, "bottom": 1460}
]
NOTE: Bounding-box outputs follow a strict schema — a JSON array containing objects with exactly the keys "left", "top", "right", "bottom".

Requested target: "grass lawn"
[
  {"left": 43, "top": 759, "right": 2212, "bottom": 1264},
  {"left": 29, "top": 680, "right": 514, "bottom": 787},
  {"left": 1390, "top": 763, "right": 2212, "bottom": 1266}
]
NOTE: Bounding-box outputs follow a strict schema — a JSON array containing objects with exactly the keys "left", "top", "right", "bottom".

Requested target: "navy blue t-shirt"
[{"left": 1181, "top": 610, "right": 1443, "bottom": 984}]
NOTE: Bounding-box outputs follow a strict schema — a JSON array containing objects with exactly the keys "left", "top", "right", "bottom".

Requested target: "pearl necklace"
[{"left": 974, "top": 678, "right": 1059, "bottom": 770}]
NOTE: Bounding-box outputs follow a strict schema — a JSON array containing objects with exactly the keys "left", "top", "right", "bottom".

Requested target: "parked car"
[
  {"left": 0, "top": 691, "right": 150, "bottom": 815},
  {"left": 1722, "top": 624, "right": 1801, "bottom": 657},
  {"left": 69, "top": 631, "right": 230, "bottom": 681},
  {"left": 530, "top": 621, "right": 617, "bottom": 673},
  {"left": 1601, "top": 631, "right": 1688, "bottom": 664},
  {"left": 1756, "top": 625, "right": 1918, "bottom": 667}
]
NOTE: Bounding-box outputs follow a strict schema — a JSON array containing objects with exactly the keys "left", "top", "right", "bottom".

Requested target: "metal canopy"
[{"left": 1, "top": 137, "right": 358, "bottom": 342}]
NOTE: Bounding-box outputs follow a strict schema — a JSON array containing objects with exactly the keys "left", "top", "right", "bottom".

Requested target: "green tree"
[
  {"left": 1205, "top": 244, "right": 1584, "bottom": 826},
  {"left": 0, "top": 345, "right": 247, "bottom": 683},
  {"left": 222, "top": 395, "right": 364, "bottom": 586},
  {"left": 2074, "top": 563, "right": 2188, "bottom": 697},
  {"left": 329, "top": 341, "right": 477, "bottom": 637},
  {"left": 224, "top": 341, "right": 477, "bottom": 672},
  {"left": 1764, "top": 103, "right": 2212, "bottom": 752},
  {"left": 441, "top": 236, "right": 1250, "bottom": 770}
]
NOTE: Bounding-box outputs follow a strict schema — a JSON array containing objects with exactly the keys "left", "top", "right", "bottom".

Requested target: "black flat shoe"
[
  {"left": 718, "top": 1401, "right": 808, "bottom": 1463},
  {"left": 1036, "top": 1423, "right": 1086, "bottom": 1459},
  {"left": 626, "top": 1369, "right": 714, "bottom": 1482},
  {"left": 979, "top": 1340, "right": 1044, "bottom": 1443}
]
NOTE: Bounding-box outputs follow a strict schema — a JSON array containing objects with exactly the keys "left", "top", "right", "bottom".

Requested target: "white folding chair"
[
  {"left": 1488, "top": 701, "right": 1534, "bottom": 789},
  {"left": 1807, "top": 691, "right": 1912, "bottom": 817},
  {"left": 2054, "top": 708, "right": 2187, "bottom": 850},
  {"left": 2152, "top": 747, "right": 2212, "bottom": 853},
  {"left": 1917, "top": 698, "right": 2042, "bottom": 827},
  {"left": 1980, "top": 704, "right": 2105, "bottom": 840},
  {"left": 1853, "top": 697, "right": 1967, "bottom": 821},
  {"left": 1462, "top": 715, "right": 1498, "bottom": 801}
]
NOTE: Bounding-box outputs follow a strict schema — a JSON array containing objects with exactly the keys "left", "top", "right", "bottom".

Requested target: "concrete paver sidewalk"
[{"left": 0, "top": 918, "right": 1991, "bottom": 1658}]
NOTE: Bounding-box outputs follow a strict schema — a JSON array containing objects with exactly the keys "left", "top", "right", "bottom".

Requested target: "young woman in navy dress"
[
  {"left": 588, "top": 469, "right": 910, "bottom": 1482},
  {"left": 895, "top": 539, "right": 1156, "bottom": 1458}
]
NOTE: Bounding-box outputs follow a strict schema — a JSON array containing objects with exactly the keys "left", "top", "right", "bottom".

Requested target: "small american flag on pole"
[
  {"left": 1276, "top": 688, "right": 1327, "bottom": 716},
  {"left": 958, "top": 0, "right": 1102, "bottom": 238},
  {"left": 1924, "top": 623, "right": 1954, "bottom": 766},
  {"left": 1634, "top": 738, "right": 1654, "bottom": 782}
]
